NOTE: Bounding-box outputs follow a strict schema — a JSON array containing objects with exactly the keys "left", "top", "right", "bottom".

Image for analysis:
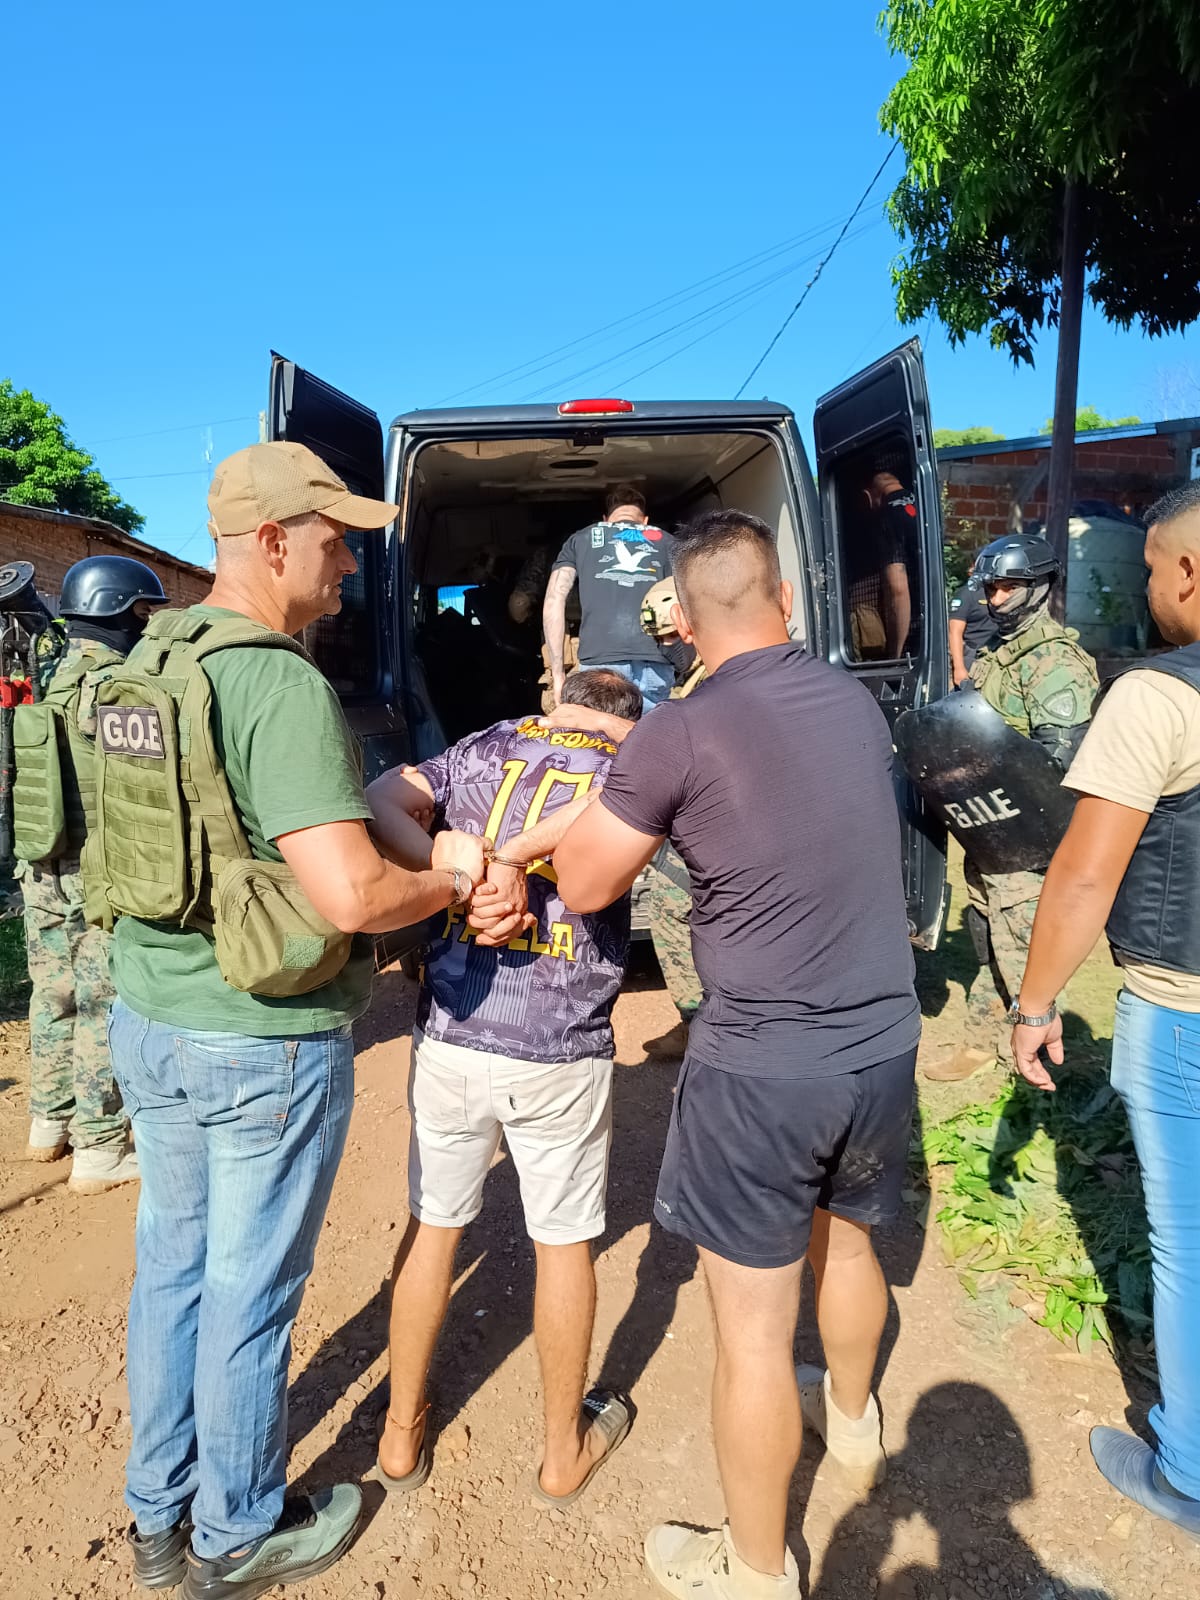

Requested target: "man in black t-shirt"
[
  {"left": 948, "top": 572, "right": 995, "bottom": 684},
  {"left": 543, "top": 484, "right": 675, "bottom": 709},
  {"left": 554, "top": 511, "right": 919, "bottom": 1600}
]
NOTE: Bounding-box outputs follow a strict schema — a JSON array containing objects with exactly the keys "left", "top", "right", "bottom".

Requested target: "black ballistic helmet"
[
  {"left": 58, "top": 556, "right": 168, "bottom": 619},
  {"left": 973, "top": 533, "right": 1060, "bottom": 585}
]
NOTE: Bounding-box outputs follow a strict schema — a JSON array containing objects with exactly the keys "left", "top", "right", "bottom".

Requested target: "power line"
[
  {"left": 433, "top": 209, "right": 873, "bottom": 405},
  {"left": 735, "top": 142, "right": 900, "bottom": 399},
  {"left": 109, "top": 469, "right": 211, "bottom": 483},
  {"left": 85, "top": 415, "right": 256, "bottom": 448}
]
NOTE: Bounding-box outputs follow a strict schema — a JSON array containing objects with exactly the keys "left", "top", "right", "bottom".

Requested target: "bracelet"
[
  {"left": 1009, "top": 998, "right": 1057, "bottom": 1028},
  {"left": 488, "top": 854, "right": 526, "bottom": 869}
]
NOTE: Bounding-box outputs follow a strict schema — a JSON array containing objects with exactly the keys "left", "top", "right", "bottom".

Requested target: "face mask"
[
  {"left": 987, "top": 579, "right": 1051, "bottom": 637},
  {"left": 662, "top": 638, "right": 697, "bottom": 678}
]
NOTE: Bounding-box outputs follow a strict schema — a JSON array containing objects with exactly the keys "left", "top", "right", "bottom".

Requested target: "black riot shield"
[{"left": 893, "top": 686, "right": 1076, "bottom": 874}]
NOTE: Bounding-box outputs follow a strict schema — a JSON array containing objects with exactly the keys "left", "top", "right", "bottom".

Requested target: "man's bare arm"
[
  {"left": 948, "top": 618, "right": 969, "bottom": 685},
  {"left": 883, "top": 562, "right": 912, "bottom": 656},
  {"left": 535, "top": 704, "right": 637, "bottom": 744},
  {"left": 277, "top": 819, "right": 490, "bottom": 935},
  {"left": 553, "top": 800, "right": 664, "bottom": 913},
  {"left": 542, "top": 565, "right": 576, "bottom": 705},
  {"left": 365, "top": 768, "right": 439, "bottom": 868}
]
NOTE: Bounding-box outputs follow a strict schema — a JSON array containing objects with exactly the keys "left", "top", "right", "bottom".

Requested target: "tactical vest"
[
  {"left": 11, "top": 641, "right": 123, "bottom": 864},
  {"left": 970, "top": 612, "right": 1092, "bottom": 737},
  {"left": 1106, "top": 645, "right": 1200, "bottom": 976},
  {"left": 84, "top": 607, "right": 352, "bottom": 998}
]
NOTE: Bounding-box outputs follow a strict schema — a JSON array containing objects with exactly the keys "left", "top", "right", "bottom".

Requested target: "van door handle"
[{"left": 879, "top": 677, "right": 906, "bottom": 702}]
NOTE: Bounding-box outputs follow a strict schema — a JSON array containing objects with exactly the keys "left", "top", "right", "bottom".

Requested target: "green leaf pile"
[{"left": 919, "top": 1071, "right": 1152, "bottom": 1354}]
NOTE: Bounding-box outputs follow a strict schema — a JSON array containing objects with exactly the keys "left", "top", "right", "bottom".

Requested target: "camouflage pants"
[
  {"left": 18, "top": 856, "right": 125, "bottom": 1148},
  {"left": 962, "top": 859, "right": 1044, "bottom": 1037},
  {"left": 646, "top": 859, "right": 701, "bottom": 1020}
]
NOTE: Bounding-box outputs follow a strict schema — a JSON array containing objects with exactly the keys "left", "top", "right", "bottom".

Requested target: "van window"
[
  {"left": 830, "top": 437, "right": 922, "bottom": 663},
  {"left": 301, "top": 528, "right": 382, "bottom": 699}
]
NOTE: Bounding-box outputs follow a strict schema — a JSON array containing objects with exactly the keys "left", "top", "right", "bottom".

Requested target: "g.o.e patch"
[{"left": 98, "top": 706, "right": 166, "bottom": 759}]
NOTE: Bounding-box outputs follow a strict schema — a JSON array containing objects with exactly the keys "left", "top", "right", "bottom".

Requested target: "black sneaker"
[
  {"left": 128, "top": 1515, "right": 192, "bottom": 1590},
  {"left": 179, "top": 1485, "right": 362, "bottom": 1599}
]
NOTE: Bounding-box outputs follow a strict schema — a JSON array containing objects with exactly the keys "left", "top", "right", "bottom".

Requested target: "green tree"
[
  {"left": 0, "top": 381, "right": 143, "bottom": 533},
  {"left": 1038, "top": 406, "right": 1141, "bottom": 434},
  {"left": 879, "top": 0, "right": 1200, "bottom": 598},
  {"left": 934, "top": 426, "right": 1007, "bottom": 449}
]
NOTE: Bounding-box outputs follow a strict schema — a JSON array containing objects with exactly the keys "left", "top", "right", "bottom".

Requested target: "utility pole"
[{"left": 1045, "top": 180, "right": 1085, "bottom": 620}]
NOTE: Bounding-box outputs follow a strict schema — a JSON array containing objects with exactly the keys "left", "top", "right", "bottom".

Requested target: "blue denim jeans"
[
  {"left": 585, "top": 659, "right": 675, "bottom": 707},
  {"left": 108, "top": 999, "right": 354, "bottom": 1557},
  {"left": 1111, "top": 989, "right": 1200, "bottom": 1498}
]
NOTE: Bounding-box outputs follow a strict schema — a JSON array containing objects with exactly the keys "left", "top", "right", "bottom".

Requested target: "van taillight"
[{"left": 557, "top": 399, "right": 635, "bottom": 415}]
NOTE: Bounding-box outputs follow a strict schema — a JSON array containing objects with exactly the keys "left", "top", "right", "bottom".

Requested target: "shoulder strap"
[
  {"left": 1131, "top": 643, "right": 1200, "bottom": 696},
  {"left": 136, "top": 608, "right": 314, "bottom": 677}
]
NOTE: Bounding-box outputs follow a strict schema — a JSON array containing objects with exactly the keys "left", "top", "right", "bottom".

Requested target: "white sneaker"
[
  {"left": 644, "top": 1523, "right": 799, "bottom": 1600},
  {"left": 68, "top": 1144, "right": 140, "bottom": 1195},
  {"left": 26, "top": 1116, "right": 70, "bottom": 1162},
  {"left": 795, "top": 1365, "right": 886, "bottom": 1491}
]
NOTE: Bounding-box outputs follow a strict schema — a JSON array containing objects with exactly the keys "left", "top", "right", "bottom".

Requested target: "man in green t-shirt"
[{"left": 109, "top": 443, "right": 498, "bottom": 1598}]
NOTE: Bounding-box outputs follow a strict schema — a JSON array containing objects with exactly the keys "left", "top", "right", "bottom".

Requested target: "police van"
[{"left": 268, "top": 346, "right": 950, "bottom": 948}]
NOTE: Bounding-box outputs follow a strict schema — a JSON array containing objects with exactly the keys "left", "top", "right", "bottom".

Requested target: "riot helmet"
[
  {"left": 973, "top": 534, "right": 1059, "bottom": 637},
  {"left": 59, "top": 556, "right": 168, "bottom": 620}
]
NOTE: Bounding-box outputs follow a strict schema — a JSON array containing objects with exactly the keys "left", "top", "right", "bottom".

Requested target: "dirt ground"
[{"left": 1, "top": 919, "right": 1198, "bottom": 1600}]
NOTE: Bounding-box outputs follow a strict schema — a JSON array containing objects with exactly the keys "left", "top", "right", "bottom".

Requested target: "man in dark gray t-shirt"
[{"left": 554, "top": 510, "right": 920, "bottom": 1600}]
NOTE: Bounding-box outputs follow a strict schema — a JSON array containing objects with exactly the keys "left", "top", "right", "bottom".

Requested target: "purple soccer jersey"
[{"left": 415, "top": 717, "right": 630, "bottom": 1064}]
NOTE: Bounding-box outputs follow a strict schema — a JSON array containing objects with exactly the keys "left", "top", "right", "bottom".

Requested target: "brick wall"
[
  {"left": 0, "top": 504, "right": 211, "bottom": 608},
  {"left": 940, "top": 426, "right": 1200, "bottom": 547}
]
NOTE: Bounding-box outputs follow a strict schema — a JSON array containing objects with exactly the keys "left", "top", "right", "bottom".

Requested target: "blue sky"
[{"left": 6, "top": 0, "right": 1198, "bottom": 566}]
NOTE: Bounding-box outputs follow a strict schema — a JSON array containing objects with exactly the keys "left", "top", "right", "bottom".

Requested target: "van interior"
[{"left": 400, "top": 429, "right": 808, "bottom": 743}]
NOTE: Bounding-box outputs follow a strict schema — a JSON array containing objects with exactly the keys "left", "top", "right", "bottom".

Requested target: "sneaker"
[
  {"left": 26, "top": 1115, "right": 70, "bottom": 1162},
  {"left": 1090, "top": 1427, "right": 1200, "bottom": 1542},
  {"left": 180, "top": 1485, "right": 362, "bottom": 1599},
  {"left": 645, "top": 1523, "right": 799, "bottom": 1600},
  {"left": 68, "top": 1143, "right": 140, "bottom": 1195},
  {"left": 795, "top": 1366, "right": 886, "bottom": 1492},
  {"left": 128, "top": 1516, "right": 192, "bottom": 1590},
  {"left": 644, "top": 1020, "right": 690, "bottom": 1061}
]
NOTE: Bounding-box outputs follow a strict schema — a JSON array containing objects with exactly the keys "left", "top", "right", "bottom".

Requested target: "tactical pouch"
[
  {"left": 11, "top": 704, "right": 67, "bottom": 863},
  {"left": 213, "top": 858, "right": 352, "bottom": 997}
]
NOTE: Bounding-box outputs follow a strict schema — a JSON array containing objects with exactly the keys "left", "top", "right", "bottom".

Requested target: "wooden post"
[{"left": 1045, "top": 180, "right": 1085, "bottom": 620}]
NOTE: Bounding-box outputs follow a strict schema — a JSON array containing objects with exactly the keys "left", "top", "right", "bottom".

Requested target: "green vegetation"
[
  {"left": 0, "top": 916, "right": 30, "bottom": 1018},
  {"left": 934, "top": 426, "right": 1007, "bottom": 449},
  {"left": 1040, "top": 406, "right": 1141, "bottom": 434},
  {"left": 0, "top": 379, "right": 143, "bottom": 532}
]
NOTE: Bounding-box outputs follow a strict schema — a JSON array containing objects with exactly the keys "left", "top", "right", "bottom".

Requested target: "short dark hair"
[
  {"left": 1147, "top": 479, "right": 1200, "bottom": 530},
  {"left": 605, "top": 483, "right": 646, "bottom": 516},
  {"left": 672, "top": 508, "right": 781, "bottom": 613},
  {"left": 559, "top": 668, "right": 644, "bottom": 722}
]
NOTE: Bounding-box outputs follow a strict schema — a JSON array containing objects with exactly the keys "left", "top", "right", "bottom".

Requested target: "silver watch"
[
  {"left": 446, "top": 867, "right": 473, "bottom": 907},
  {"left": 1009, "top": 998, "right": 1057, "bottom": 1027}
]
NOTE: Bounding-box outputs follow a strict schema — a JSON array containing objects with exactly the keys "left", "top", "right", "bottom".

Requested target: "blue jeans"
[
  {"left": 108, "top": 999, "right": 354, "bottom": 1557},
  {"left": 585, "top": 659, "right": 675, "bottom": 707},
  {"left": 1111, "top": 989, "right": 1200, "bottom": 1498}
]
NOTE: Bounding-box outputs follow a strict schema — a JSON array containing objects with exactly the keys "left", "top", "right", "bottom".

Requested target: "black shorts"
[{"left": 653, "top": 1047, "right": 917, "bottom": 1269}]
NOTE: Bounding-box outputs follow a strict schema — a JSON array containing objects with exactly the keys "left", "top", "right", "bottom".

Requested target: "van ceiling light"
[{"left": 557, "top": 399, "right": 635, "bottom": 415}]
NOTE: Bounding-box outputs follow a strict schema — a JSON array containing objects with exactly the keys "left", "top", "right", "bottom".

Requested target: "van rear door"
[
  {"left": 813, "top": 339, "right": 948, "bottom": 948},
  {"left": 267, "top": 354, "right": 406, "bottom": 776}
]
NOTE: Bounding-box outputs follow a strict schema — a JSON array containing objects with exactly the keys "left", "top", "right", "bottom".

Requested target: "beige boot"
[
  {"left": 644, "top": 1019, "right": 690, "bottom": 1061},
  {"left": 796, "top": 1366, "right": 886, "bottom": 1492},
  {"left": 26, "top": 1116, "right": 70, "bottom": 1162},
  {"left": 645, "top": 1523, "right": 799, "bottom": 1600},
  {"left": 922, "top": 1044, "right": 995, "bottom": 1083},
  {"left": 68, "top": 1144, "right": 140, "bottom": 1195}
]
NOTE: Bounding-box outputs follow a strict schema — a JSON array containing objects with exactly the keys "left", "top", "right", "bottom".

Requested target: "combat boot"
[
  {"left": 644, "top": 1019, "right": 690, "bottom": 1061},
  {"left": 68, "top": 1143, "right": 140, "bottom": 1194},
  {"left": 26, "top": 1115, "right": 70, "bottom": 1162}
]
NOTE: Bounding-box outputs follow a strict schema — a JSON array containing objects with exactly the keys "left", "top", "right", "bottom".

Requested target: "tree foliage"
[
  {"left": 0, "top": 381, "right": 143, "bottom": 533},
  {"left": 1038, "top": 406, "right": 1141, "bottom": 435},
  {"left": 879, "top": 1, "right": 1200, "bottom": 364},
  {"left": 933, "top": 425, "right": 1007, "bottom": 449}
]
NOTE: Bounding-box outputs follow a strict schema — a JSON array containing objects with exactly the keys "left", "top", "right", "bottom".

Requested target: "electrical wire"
[
  {"left": 735, "top": 142, "right": 900, "bottom": 398},
  {"left": 85, "top": 415, "right": 256, "bottom": 447},
  {"left": 433, "top": 208, "right": 875, "bottom": 405}
]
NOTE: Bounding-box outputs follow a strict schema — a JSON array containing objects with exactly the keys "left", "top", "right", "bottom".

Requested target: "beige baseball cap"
[{"left": 207, "top": 441, "right": 400, "bottom": 538}]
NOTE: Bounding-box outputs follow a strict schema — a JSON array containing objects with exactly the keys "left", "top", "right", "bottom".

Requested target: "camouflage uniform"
[
  {"left": 963, "top": 611, "right": 1098, "bottom": 1035},
  {"left": 17, "top": 639, "right": 125, "bottom": 1149},
  {"left": 645, "top": 655, "right": 708, "bottom": 1020}
]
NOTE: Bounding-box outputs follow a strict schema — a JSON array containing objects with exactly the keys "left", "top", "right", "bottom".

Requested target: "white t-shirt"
[{"left": 1064, "top": 668, "right": 1200, "bottom": 1009}]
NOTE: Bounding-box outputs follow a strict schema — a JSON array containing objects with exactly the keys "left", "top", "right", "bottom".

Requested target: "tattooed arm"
[{"left": 542, "top": 564, "right": 577, "bottom": 707}]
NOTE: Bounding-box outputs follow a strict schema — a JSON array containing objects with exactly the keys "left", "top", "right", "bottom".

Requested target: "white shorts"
[{"left": 407, "top": 1029, "right": 614, "bottom": 1245}]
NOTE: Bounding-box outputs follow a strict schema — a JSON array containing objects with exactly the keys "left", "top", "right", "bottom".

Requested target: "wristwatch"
[
  {"left": 1009, "top": 998, "right": 1057, "bottom": 1028},
  {"left": 444, "top": 867, "right": 474, "bottom": 907}
]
